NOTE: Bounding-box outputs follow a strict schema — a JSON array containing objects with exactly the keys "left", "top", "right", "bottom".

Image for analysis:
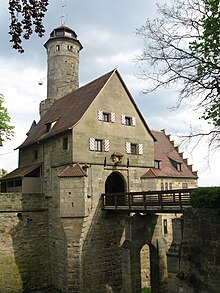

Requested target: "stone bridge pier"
[
  {"left": 121, "top": 213, "right": 166, "bottom": 293},
  {"left": 80, "top": 208, "right": 169, "bottom": 293}
]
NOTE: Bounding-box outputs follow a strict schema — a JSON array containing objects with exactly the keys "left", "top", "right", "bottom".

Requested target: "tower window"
[
  {"left": 67, "top": 45, "right": 73, "bottom": 51},
  {"left": 56, "top": 45, "right": 60, "bottom": 51}
]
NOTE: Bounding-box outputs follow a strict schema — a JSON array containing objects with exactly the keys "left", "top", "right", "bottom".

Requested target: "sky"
[{"left": 0, "top": 0, "right": 219, "bottom": 186}]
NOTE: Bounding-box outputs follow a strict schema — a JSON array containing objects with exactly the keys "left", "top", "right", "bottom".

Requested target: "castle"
[{"left": 0, "top": 26, "right": 197, "bottom": 293}]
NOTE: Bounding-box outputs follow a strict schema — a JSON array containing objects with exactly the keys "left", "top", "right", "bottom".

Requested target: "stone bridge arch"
[{"left": 121, "top": 214, "right": 160, "bottom": 293}]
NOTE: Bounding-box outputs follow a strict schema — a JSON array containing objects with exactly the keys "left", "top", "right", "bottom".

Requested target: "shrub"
[
  {"left": 190, "top": 187, "right": 220, "bottom": 208},
  {"left": 142, "top": 287, "right": 151, "bottom": 293}
]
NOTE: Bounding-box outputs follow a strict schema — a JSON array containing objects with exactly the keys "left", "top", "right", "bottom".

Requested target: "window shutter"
[
  {"left": 125, "top": 142, "right": 131, "bottom": 154},
  {"left": 121, "top": 114, "right": 126, "bottom": 125},
  {"left": 98, "top": 110, "right": 103, "bottom": 121},
  {"left": 138, "top": 144, "right": 143, "bottom": 155},
  {"left": 132, "top": 117, "right": 136, "bottom": 126},
  {"left": 110, "top": 112, "right": 116, "bottom": 123},
  {"left": 89, "top": 138, "right": 95, "bottom": 151},
  {"left": 104, "top": 139, "right": 110, "bottom": 152}
]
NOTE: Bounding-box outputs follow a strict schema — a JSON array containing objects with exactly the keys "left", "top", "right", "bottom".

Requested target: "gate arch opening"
[{"left": 105, "top": 172, "right": 125, "bottom": 194}]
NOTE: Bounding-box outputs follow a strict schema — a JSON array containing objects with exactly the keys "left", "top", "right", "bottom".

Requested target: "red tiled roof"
[
  {"left": 58, "top": 163, "right": 87, "bottom": 177},
  {"left": 0, "top": 162, "right": 42, "bottom": 180},
  {"left": 142, "top": 130, "right": 198, "bottom": 179}
]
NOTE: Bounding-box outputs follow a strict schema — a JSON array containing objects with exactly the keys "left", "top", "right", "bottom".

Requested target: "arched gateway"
[{"left": 105, "top": 172, "right": 125, "bottom": 193}]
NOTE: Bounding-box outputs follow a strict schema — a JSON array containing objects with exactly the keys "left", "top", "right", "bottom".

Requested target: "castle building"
[{"left": 0, "top": 26, "right": 197, "bottom": 293}]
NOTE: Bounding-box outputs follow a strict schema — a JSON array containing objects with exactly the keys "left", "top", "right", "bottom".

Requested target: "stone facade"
[
  {"left": 167, "top": 208, "right": 220, "bottom": 293},
  {"left": 0, "top": 193, "right": 49, "bottom": 293},
  {"left": 0, "top": 25, "right": 200, "bottom": 293}
]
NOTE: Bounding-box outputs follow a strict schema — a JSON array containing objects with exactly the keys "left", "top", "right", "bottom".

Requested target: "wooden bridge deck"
[{"left": 101, "top": 189, "right": 195, "bottom": 213}]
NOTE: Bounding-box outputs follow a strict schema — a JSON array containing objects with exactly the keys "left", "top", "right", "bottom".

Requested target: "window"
[
  {"left": 98, "top": 111, "right": 115, "bottom": 123},
  {"left": 89, "top": 138, "right": 109, "bottom": 152},
  {"left": 103, "top": 112, "right": 110, "bottom": 122},
  {"left": 67, "top": 45, "right": 73, "bottom": 51},
  {"left": 154, "top": 160, "right": 161, "bottom": 168},
  {"left": 165, "top": 182, "right": 168, "bottom": 190},
  {"left": 161, "top": 182, "right": 164, "bottom": 190},
  {"left": 125, "top": 116, "right": 132, "bottom": 126},
  {"left": 170, "top": 159, "right": 182, "bottom": 171},
  {"left": 56, "top": 45, "right": 60, "bottom": 51},
  {"left": 163, "top": 219, "right": 168, "bottom": 235},
  {"left": 169, "top": 182, "right": 173, "bottom": 190},
  {"left": 176, "top": 163, "right": 182, "bottom": 171},
  {"left": 63, "top": 137, "right": 68, "bottom": 150},
  {"left": 95, "top": 139, "right": 103, "bottom": 152},
  {"left": 121, "top": 115, "right": 136, "bottom": 126},
  {"left": 34, "top": 149, "right": 38, "bottom": 160},
  {"left": 182, "top": 182, "right": 188, "bottom": 189},
  {"left": 125, "top": 142, "right": 143, "bottom": 155},
  {"left": 131, "top": 143, "right": 137, "bottom": 155}
]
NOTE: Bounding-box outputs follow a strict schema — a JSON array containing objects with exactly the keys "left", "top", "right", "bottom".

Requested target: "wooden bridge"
[{"left": 102, "top": 188, "right": 195, "bottom": 213}]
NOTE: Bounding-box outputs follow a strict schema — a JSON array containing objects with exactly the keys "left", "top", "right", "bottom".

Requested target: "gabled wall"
[{"left": 73, "top": 72, "right": 154, "bottom": 168}]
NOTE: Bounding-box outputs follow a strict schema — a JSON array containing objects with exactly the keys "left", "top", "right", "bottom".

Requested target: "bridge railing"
[{"left": 101, "top": 189, "right": 196, "bottom": 211}]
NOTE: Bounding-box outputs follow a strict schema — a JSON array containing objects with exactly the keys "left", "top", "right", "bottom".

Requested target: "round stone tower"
[{"left": 40, "top": 26, "right": 83, "bottom": 117}]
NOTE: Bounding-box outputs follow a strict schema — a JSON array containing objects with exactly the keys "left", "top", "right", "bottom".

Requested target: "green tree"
[
  {"left": 0, "top": 94, "right": 14, "bottom": 142},
  {"left": 136, "top": 0, "right": 220, "bottom": 145},
  {"left": 0, "top": 169, "right": 8, "bottom": 178},
  {"left": 8, "top": 0, "right": 49, "bottom": 53}
]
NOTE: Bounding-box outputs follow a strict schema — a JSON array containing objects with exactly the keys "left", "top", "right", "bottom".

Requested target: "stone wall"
[
  {"left": 167, "top": 208, "right": 220, "bottom": 293},
  {"left": 0, "top": 193, "right": 49, "bottom": 293}
]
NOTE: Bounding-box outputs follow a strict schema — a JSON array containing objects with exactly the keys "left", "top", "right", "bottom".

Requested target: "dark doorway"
[
  {"left": 105, "top": 172, "right": 125, "bottom": 193},
  {"left": 105, "top": 172, "right": 125, "bottom": 206}
]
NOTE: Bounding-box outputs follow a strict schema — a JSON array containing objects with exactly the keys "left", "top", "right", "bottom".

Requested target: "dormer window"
[
  {"left": 154, "top": 160, "right": 161, "bottom": 169},
  {"left": 45, "top": 120, "right": 57, "bottom": 132},
  {"left": 170, "top": 158, "right": 182, "bottom": 171}
]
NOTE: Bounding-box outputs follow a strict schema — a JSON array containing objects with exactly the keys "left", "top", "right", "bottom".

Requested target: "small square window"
[
  {"left": 154, "top": 160, "right": 161, "bottom": 168},
  {"left": 131, "top": 143, "right": 137, "bottom": 155},
  {"left": 63, "top": 137, "right": 68, "bottom": 150},
  {"left": 125, "top": 116, "right": 132, "bottom": 126},
  {"left": 103, "top": 112, "right": 110, "bottom": 122},
  {"left": 182, "top": 182, "right": 188, "bottom": 189},
  {"left": 95, "top": 139, "right": 103, "bottom": 152}
]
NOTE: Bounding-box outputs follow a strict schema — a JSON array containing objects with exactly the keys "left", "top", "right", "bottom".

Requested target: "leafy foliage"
[
  {"left": 136, "top": 0, "right": 220, "bottom": 145},
  {"left": 190, "top": 187, "right": 220, "bottom": 208},
  {"left": 0, "top": 94, "right": 14, "bottom": 142},
  {"left": 142, "top": 287, "right": 151, "bottom": 293},
  {"left": 0, "top": 169, "right": 8, "bottom": 178},
  {"left": 8, "top": 0, "right": 49, "bottom": 53}
]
